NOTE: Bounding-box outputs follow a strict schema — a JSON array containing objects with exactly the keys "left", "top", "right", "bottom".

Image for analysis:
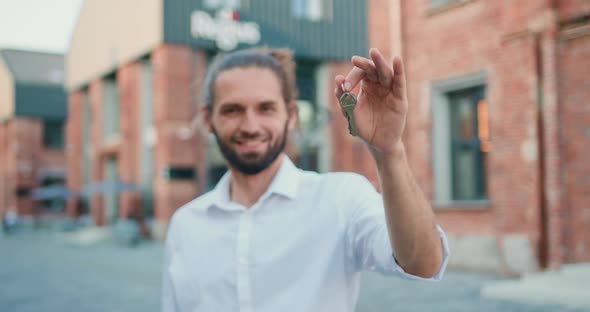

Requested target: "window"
[
  {"left": 432, "top": 73, "right": 489, "bottom": 205},
  {"left": 292, "top": 0, "right": 332, "bottom": 21},
  {"left": 294, "top": 60, "right": 320, "bottom": 172},
  {"left": 448, "top": 87, "right": 489, "bottom": 201},
  {"left": 203, "top": 0, "right": 248, "bottom": 10},
  {"left": 103, "top": 77, "right": 119, "bottom": 139},
  {"left": 43, "top": 120, "right": 64, "bottom": 149},
  {"left": 139, "top": 60, "right": 154, "bottom": 216}
]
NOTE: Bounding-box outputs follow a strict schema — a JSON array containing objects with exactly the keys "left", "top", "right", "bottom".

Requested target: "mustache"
[{"left": 231, "top": 131, "right": 268, "bottom": 141}]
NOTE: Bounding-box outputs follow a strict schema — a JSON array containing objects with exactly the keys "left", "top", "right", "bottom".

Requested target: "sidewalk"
[
  {"left": 482, "top": 264, "right": 590, "bottom": 310},
  {"left": 2, "top": 229, "right": 588, "bottom": 312}
]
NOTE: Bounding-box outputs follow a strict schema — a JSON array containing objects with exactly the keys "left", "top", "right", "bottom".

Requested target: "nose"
[{"left": 239, "top": 109, "right": 261, "bottom": 134}]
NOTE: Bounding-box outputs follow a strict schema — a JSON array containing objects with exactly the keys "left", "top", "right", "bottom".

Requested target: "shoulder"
[{"left": 168, "top": 190, "right": 215, "bottom": 231}]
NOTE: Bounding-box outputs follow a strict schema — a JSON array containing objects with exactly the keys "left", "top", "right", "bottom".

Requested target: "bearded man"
[{"left": 161, "top": 47, "right": 449, "bottom": 312}]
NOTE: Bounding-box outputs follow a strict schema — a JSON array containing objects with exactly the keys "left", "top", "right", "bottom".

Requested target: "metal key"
[{"left": 339, "top": 87, "right": 358, "bottom": 136}]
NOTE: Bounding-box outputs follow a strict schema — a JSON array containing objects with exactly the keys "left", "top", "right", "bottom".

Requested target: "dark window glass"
[
  {"left": 162, "top": 167, "right": 197, "bottom": 180},
  {"left": 43, "top": 120, "right": 64, "bottom": 149},
  {"left": 448, "top": 86, "right": 489, "bottom": 201}
]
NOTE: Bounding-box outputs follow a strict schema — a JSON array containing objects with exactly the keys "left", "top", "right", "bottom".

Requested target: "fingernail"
[{"left": 344, "top": 81, "right": 351, "bottom": 91}]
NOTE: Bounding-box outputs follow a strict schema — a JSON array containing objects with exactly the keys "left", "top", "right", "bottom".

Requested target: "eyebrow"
[
  {"left": 218, "top": 102, "right": 243, "bottom": 110},
  {"left": 258, "top": 100, "right": 278, "bottom": 107}
]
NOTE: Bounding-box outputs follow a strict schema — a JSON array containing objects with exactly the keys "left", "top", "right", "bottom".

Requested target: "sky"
[{"left": 0, "top": 0, "right": 85, "bottom": 53}]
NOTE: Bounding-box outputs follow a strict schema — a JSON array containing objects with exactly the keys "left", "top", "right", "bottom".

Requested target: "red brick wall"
[
  {"left": 88, "top": 80, "right": 105, "bottom": 225},
  {"left": 557, "top": 34, "right": 590, "bottom": 262},
  {"left": 117, "top": 62, "right": 141, "bottom": 219},
  {"left": 367, "top": 0, "right": 395, "bottom": 59},
  {"left": 1, "top": 115, "right": 65, "bottom": 218},
  {"left": 14, "top": 118, "right": 43, "bottom": 216},
  {"left": 151, "top": 44, "right": 206, "bottom": 224},
  {"left": 388, "top": 0, "right": 590, "bottom": 269},
  {"left": 397, "top": 1, "right": 551, "bottom": 271},
  {"left": 66, "top": 91, "right": 83, "bottom": 217},
  {"left": 0, "top": 121, "right": 12, "bottom": 216},
  {"left": 403, "top": 0, "right": 501, "bottom": 209},
  {"left": 540, "top": 24, "right": 566, "bottom": 269}
]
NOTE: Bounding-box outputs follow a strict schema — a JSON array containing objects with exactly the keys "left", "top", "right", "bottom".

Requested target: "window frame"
[{"left": 431, "top": 71, "right": 490, "bottom": 208}]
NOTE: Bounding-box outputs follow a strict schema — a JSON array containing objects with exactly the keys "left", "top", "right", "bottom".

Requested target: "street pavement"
[{"left": 1, "top": 228, "right": 587, "bottom": 312}]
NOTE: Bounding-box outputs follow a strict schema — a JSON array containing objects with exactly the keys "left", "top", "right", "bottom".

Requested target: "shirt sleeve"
[
  {"left": 344, "top": 173, "right": 450, "bottom": 281},
  {"left": 161, "top": 220, "right": 180, "bottom": 312}
]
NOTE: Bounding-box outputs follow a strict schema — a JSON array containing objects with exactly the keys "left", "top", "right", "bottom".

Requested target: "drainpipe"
[
  {"left": 539, "top": 7, "right": 563, "bottom": 269},
  {"left": 534, "top": 32, "right": 549, "bottom": 269}
]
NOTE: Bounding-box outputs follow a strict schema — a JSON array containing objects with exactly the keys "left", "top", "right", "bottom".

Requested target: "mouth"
[{"left": 234, "top": 139, "right": 267, "bottom": 153}]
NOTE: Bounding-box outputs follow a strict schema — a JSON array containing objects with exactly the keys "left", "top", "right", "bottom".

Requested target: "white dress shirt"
[{"left": 162, "top": 155, "right": 449, "bottom": 312}]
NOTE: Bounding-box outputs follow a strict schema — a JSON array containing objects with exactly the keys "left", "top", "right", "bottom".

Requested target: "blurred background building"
[
  {"left": 64, "top": 0, "right": 377, "bottom": 240},
  {"left": 62, "top": 0, "right": 590, "bottom": 275},
  {"left": 0, "top": 49, "right": 67, "bottom": 225}
]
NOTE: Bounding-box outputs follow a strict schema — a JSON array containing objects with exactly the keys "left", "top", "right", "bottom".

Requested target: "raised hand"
[{"left": 334, "top": 48, "right": 408, "bottom": 157}]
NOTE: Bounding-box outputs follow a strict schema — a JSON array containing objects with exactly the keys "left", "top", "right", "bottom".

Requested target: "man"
[{"left": 162, "top": 47, "right": 449, "bottom": 312}]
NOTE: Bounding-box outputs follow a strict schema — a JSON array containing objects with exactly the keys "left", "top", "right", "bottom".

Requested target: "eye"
[
  {"left": 220, "top": 105, "right": 242, "bottom": 115},
  {"left": 259, "top": 102, "right": 276, "bottom": 113}
]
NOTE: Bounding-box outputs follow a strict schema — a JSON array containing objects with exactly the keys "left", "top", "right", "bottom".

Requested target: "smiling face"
[{"left": 205, "top": 66, "right": 296, "bottom": 175}]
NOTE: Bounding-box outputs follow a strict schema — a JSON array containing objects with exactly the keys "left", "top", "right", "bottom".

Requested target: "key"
[{"left": 339, "top": 85, "right": 358, "bottom": 136}]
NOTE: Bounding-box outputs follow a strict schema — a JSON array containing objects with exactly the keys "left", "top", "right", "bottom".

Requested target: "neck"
[{"left": 229, "top": 154, "right": 284, "bottom": 208}]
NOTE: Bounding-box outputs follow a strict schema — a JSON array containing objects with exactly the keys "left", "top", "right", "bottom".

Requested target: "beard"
[{"left": 212, "top": 122, "right": 289, "bottom": 175}]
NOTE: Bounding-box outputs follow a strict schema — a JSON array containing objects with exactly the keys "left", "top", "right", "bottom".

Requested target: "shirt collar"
[{"left": 208, "top": 154, "right": 300, "bottom": 211}]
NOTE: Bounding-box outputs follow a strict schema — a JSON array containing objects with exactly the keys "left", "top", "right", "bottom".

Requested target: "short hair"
[{"left": 201, "top": 47, "right": 297, "bottom": 111}]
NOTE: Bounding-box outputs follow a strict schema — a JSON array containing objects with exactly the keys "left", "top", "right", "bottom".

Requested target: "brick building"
[
  {"left": 65, "top": 0, "right": 378, "bottom": 240},
  {"left": 397, "top": 0, "right": 590, "bottom": 273},
  {"left": 0, "top": 49, "right": 67, "bottom": 222},
  {"left": 65, "top": 0, "right": 589, "bottom": 274}
]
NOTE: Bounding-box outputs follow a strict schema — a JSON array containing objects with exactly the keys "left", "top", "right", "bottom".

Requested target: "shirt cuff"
[{"left": 386, "top": 225, "right": 450, "bottom": 281}]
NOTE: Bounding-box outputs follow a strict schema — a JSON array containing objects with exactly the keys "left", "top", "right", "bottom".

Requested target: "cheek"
[
  {"left": 269, "top": 121, "right": 288, "bottom": 138},
  {"left": 213, "top": 118, "right": 238, "bottom": 134}
]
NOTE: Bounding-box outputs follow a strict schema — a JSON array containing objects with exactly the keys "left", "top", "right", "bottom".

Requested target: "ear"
[
  {"left": 201, "top": 105, "right": 213, "bottom": 133},
  {"left": 287, "top": 100, "right": 298, "bottom": 130}
]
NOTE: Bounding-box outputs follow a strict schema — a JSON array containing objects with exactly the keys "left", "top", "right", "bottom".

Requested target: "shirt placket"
[{"left": 237, "top": 210, "right": 253, "bottom": 312}]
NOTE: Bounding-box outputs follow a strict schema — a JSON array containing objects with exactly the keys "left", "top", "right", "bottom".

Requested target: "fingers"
[
  {"left": 334, "top": 75, "right": 346, "bottom": 99},
  {"left": 370, "top": 48, "right": 393, "bottom": 88},
  {"left": 343, "top": 66, "right": 366, "bottom": 92},
  {"left": 334, "top": 75, "right": 349, "bottom": 118},
  {"left": 342, "top": 48, "right": 394, "bottom": 92},
  {"left": 393, "top": 55, "right": 404, "bottom": 76},
  {"left": 391, "top": 56, "right": 406, "bottom": 96},
  {"left": 351, "top": 56, "right": 379, "bottom": 82},
  {"left": 336, "top": 48, "right": 402, "bottom": 99}
]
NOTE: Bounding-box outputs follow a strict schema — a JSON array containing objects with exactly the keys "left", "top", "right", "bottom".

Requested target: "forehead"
[{"left": 213, "top": 67, "right": 283, "bottom": 105}]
